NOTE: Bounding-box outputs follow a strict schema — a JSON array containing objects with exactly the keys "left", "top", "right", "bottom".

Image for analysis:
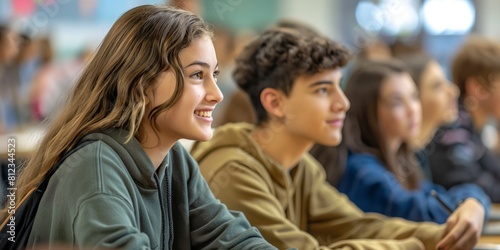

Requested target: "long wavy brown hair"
[{"left": 1, "top": 5, "right": 212, "bottom": 220}]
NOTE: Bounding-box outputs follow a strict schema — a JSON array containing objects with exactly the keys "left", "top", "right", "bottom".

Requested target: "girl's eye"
[
  {"left": 192, "top": 72, "right": 203, "bottom": 79},
  {"left": 433, "top": 81, "right": 443, "bottom": 90},
  {"left": 213, "top": 70, "right": 220, "bottom": 81},
  {"left": 390, "top": 100, "right": 403, "bottom": 107}
]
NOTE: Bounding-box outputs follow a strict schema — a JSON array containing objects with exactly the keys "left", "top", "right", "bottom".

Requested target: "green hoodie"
[
  {"left": 191, "top": 123, "right": 446, "bottom": 250},
  {"left": 27, "top": 129, "right": 276, "bottom": 249}
]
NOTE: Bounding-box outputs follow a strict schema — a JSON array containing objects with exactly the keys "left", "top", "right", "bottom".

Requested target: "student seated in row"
[
  {"left": 311, "top": 59, "right": 489, "bottom": 225},
  {"left": 190, "top": 27, "right": 481, "bottom": 250},
  {"left": 1, "top": 5, "right": 276, "bottom": 249},
  {"left": 425, "top": 38, "right": 500, "bottom": 203}
]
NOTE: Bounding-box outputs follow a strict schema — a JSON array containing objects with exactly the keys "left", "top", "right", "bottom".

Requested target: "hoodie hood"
[
  {"left": 191, "top": 123, "right": 267, "bottom": 164},
  {"left": 191, "top": 122, "right": 291, "bottom": 189}
]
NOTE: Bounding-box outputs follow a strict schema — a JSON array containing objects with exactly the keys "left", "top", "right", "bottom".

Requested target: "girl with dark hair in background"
[{"left": 311, "top": 60, "right": 488, "bottom": 248}]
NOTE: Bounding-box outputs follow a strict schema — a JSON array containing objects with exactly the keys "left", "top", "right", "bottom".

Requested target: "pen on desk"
[{"left": 430, "top": 190, "right": 454, "bottom": 214}]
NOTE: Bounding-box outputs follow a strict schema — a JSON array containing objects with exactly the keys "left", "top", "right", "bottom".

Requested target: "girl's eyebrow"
[{"left": 185, "top": 61, "right": 219, "bottom": 69}]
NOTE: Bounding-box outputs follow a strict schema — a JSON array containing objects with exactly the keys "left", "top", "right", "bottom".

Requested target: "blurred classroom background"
[
  {"left": 3, "top": 0, "right": 500, "bottom": 246},
  {"left": 1, "top": 0, "right": 499, "bottom": 137}
]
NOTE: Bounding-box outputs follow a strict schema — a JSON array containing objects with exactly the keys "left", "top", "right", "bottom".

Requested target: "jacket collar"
[{"left": 83, "top": 129, "right": 170, "bottom": 189}]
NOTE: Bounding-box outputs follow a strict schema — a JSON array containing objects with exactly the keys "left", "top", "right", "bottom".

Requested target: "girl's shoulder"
[{"left": 346, "top": 151, "right": 385, "bottom": 170}]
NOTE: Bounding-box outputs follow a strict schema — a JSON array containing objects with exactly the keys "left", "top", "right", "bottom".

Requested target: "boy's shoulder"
[{"left": 195, "top": 145, "right": 268, "bottom": 181}]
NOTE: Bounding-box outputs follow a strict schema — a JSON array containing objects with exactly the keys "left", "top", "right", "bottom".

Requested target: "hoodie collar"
[
  {"left": 191, "top": 123, "right": 297, "bottom": 188},
  {"left": 83, "top": 129, "right": 170, "bottom": 189}
]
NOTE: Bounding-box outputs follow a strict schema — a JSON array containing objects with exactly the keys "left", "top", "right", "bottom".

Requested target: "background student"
[
  {"left": 425, "top": 38, "right": 500, "bottom": 203},
  {"left": 311, "top": 60, "right": 488, "bottom": 224},
  {"left": 191, "top": 27, "right": 480, "bottom": 250}
]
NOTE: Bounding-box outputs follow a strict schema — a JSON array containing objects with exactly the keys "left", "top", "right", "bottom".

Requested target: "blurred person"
[
  {"left": 36, "top": 45, "right": 94, "bottom": 121},
  {"left": 29, "top": 36, "right": 54, "bottom": 121},
  {"left": 209, "top": 25, "right": 238, "bottom": 126},
  {"left": 340, "top": 38, "right": 393, "bottom": 89},
  {"left": 309, "top": 59, "right": 487, "bottom": 236},
  {"left": 191, "top": 27, "right": 473, "bottom": 250},
  {"left": 0, "top": 24, "right": 21, "bottom": 211},
  {"left": 0, "top": 25, "right": 21, "bottom": 133},
  {"left": 0, "top": 32, "right": 42, "bottom": 131},
  {"left": 359, "top": 39, "right": 392, "bottom": 60},
  {"left": 10, "top": 33, "right": 42, "bottom": 126},
  {"left": 401, "top": 55, "right": 460, "bottom": 151},
  {"left": 212, "top": 29, "right": 258, "bottom": 126},
  {"left": 426, "top": 37, "right": 500, "bottom": 203},
  {"left": 1, "top": 5, "right": 276, "bottom": 249},
  {"left": 171, "top": 0, "right": 200, "bottom": 15},
  {"left": 0, "top": 25, "right": 20, "bottom": 66},
  {"left": 400, "top": 54, "right": 461, "bottom": 179},
  {"left": 214, "top": 89, "right": 256, "bottom": 126}
]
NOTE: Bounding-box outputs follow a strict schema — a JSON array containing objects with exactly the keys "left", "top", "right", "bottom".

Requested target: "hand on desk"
[{"left": 437, "top": 198, "right": 485, "bottom": 250}]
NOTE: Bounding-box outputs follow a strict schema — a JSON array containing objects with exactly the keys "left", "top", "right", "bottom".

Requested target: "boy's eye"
[{"left": 316, "top": 87, "right": 328, "bottom": 94}]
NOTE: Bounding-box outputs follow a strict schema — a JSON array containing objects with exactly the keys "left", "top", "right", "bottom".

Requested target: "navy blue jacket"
[
  {"left": 427, "top": 105, "right": 500, "bottom": 203},
  {"left": 337, "top": 151, "right": 490, "bottom": 224}
]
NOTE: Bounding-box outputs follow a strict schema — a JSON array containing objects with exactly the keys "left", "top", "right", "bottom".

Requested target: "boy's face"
[
  {"left": 467, "top": 74, "right": 500, "bottom": 121},
  {"left": 279, "top": 68, "right": 350, "bottom": 146},
  {"left": 485, "top": 74, "right": 500, "bottom": 120}
]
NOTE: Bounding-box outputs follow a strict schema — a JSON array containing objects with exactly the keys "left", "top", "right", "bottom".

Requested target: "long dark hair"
[
  {"left": 311, "top": 60, "right": 422, "bottom": 190},
  {"left": 398, "top": 54, "right": 433, "bottom": 88}
]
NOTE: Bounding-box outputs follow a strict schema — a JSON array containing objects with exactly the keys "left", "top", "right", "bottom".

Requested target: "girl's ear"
[
  {"left": 260, "top": 87, "right": 286, "bottom": 119},
  {"left": 144, "top": 82, "right": 156, "bottom": 107}
]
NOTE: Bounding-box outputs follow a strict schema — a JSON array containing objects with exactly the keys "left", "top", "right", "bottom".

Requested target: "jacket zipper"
[
  {"left": 154, "top": 174, "right": 168, "bottom": 249},
  {"left": 165, "top": 167, "right": 174, "bottom": 248}
]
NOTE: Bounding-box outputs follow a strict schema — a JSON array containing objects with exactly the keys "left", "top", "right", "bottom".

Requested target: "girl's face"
[
  {"left": 419, "top": 61, "right": 459, "bottom": 127},
  {"left": 378, "top": 73, "right": 421, "bottom": 149},
  {"left": 145, "top": 36, "right": 223, "bottom": 144}
]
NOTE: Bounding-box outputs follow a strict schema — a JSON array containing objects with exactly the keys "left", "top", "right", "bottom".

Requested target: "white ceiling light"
[
  {"left": 421, "top": 0, "right": 475, "bottom": 35},
  {"left": 355, "top": 0, "right": 420, "bottom": 36}
]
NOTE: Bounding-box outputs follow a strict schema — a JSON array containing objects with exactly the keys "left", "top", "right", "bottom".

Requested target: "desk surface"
[
  {"left": 480, "top": 235, "right": 500, "bottom": 244},
  {"left": 480, "top": 205, "right": 500, "bottom": 245}
]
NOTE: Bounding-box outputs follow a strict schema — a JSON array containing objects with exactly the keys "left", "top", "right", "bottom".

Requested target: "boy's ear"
[
  {"left": 260, "top": 87, "right": 286, "bottom": 118},
  {"left": 465, "top": 77, "right": 476, "bottom": 98}
]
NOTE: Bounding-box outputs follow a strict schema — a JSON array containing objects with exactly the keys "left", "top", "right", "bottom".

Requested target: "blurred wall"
[
  {"left": 278, "top": 0, "right": 343, "bottom": 40},
  {"left": 475, "top": 0, "right": 500, "bottom": 39}
]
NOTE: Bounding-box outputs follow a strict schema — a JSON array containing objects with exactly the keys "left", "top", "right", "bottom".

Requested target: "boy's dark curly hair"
[{"left": 233, "top": 28, "right": 351, "bottom": 125}]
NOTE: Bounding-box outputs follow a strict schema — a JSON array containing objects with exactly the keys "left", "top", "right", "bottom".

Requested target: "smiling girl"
[{"left": 0, "top": 5, "right": 275, "bottom": 250}]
